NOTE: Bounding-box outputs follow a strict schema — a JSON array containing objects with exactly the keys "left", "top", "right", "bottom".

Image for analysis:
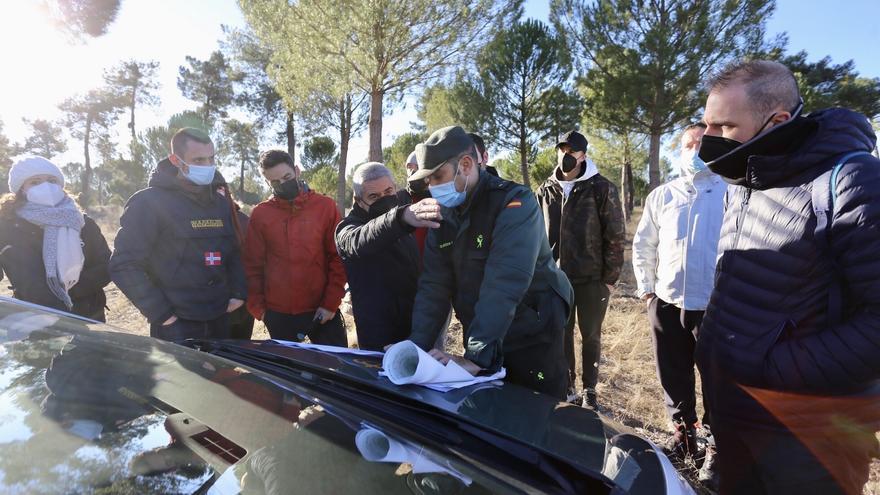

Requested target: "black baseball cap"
[{"left": 556, "top": 130, "right": 588, "bottom": 152}]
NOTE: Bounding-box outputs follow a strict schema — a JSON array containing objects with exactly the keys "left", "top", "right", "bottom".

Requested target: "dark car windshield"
[{"left": 0, "top": 301, "right": 608, "bottom": 494}]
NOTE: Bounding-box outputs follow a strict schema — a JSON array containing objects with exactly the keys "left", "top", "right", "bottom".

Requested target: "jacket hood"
[
  {"left": 747, "top": 108, "right": 876, "bottom": 189},
  {"left": 147, "top": 158, "right": 178, "bottom": 189},
  {"left": 554, "top": 157, "right": 599, "bottom": 186}
]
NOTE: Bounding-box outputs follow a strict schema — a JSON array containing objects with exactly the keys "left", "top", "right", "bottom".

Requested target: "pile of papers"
[
  {"left": 269, "top": 339, "right": 505, "bottom": 393},
  {"left": 380, "top": 341, "right": 505, "bottom": 392}
]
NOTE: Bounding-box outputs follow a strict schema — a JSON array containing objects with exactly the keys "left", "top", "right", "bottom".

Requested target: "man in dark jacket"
[
  {"left": 696, "top": 59, "right": 880, "bottom": 494},
  {"left": 406, "top": 126, "right": 573, "bottom": 399},
  {"left": 535, "top": 131, "right": 625, "bottom": 409},
  {"left": 335, "top": 162, "right": 440, "bottom": 351},
  {"left": 110, "top": 128, "right": 247, "bottom": 341},
  {"left": 468, "top": 133, "right": 499, "bottom": 177}
]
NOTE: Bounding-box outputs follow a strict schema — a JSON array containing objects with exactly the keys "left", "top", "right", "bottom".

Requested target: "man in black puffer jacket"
[
  {"left": 696, "top": 60, "right": 880, "bottom": 494},
  {"left": 110, "top": 128, "right": 247, "bottom": 342}
]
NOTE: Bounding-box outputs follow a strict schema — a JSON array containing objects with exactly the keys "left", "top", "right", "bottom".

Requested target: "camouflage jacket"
[{"left": 536, "top": 172, "right": 625, "bottom": 286}]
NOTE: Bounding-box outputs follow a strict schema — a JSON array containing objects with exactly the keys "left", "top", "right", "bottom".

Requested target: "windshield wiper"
[{"left": 188, "top": 340, "right": 614, "bottom": 495}]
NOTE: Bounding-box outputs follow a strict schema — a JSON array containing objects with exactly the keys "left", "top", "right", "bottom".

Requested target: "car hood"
[
  {"left": 0, "top": 297, "right": 692, "bottom": 494},
  {"left": 230, "top": 339, "right": 615, "bottom": 469}
]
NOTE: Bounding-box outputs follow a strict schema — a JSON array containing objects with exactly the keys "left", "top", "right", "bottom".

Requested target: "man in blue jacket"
[
  {"left": 696, "top": 60, "right": 880, "bottom": 494},
  {"left": 110, "top": 128, "right": 247, "bottom": 341}
]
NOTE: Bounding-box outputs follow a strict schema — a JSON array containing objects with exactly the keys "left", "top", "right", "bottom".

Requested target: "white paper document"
[
  {"left": 270, "top": 339, "right": 385, "bottom": 357},
  {"left": 380, "top": 340, "right": 505, "bottom": 392},
  {"left": 355, "top": 426, "right": 472, "bottom": 485}
]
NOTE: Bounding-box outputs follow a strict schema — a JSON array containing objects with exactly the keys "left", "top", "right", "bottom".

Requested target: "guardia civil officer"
[
  {"left": 404, "top": 126, "right": 573, "bottom": 399},
  {"left": 110, "top": 127, "right": 247, "bottom": 341}
]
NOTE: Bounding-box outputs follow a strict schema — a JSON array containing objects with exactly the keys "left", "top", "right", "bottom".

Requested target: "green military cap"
[{"left": 410, "top": 125, "right": 474, "bottom": 181}]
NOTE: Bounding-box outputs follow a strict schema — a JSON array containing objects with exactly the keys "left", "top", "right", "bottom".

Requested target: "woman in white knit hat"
[{"left": 0, "top": 156, "right": 111, "bottom": 320}]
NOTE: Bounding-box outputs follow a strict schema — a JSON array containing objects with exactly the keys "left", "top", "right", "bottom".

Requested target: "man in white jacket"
[{"left": 632, "top": 122, "right": 725, "bottom": 481}]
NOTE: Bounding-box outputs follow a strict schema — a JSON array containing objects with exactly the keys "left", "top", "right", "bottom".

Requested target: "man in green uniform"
[{"left": 405, "top": 126, "right": 573, "bottom": 399}]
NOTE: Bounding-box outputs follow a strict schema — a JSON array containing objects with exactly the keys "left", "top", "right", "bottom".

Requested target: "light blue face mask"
[
  {"left": 429, "top": 163, "right": 469, "bottom": 208},
  {"left": 180, "top": 159, "right": 216, "bottom": 186},
  {"left": 678, "top": 150, "right": 707, "bottom": 177}
]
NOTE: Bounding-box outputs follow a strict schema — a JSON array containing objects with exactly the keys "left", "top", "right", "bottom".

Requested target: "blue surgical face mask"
[
  {"left": 429, "top": 163, "right": 469, "bottom": 208},
  {"left": 677, "top": 149, "right": 707, "bottom": 178},
  {"left": 179, "top": 157, "right": 216, "bottom": 186}
]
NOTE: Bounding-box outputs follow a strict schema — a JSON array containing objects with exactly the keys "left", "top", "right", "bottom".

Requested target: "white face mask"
[{"left": 26, "top": 182, "right": 65, "bottom": 206}]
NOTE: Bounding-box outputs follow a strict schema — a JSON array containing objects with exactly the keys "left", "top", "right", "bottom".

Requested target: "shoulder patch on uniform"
[{"left": 505, "top": 200, "right": 522, "bottom": 209}]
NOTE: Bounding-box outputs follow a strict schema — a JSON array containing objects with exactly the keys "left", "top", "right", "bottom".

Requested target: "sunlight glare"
[{"left": 0, "top": 2, "right": 101, "bottom": 137}]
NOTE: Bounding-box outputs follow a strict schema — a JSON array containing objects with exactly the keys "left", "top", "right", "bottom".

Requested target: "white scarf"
[{"left": 16, "top": 196, "right": 85, "bottom": 308}]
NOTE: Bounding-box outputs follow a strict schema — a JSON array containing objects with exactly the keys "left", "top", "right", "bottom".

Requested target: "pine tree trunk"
[
  {"left": 239, "top": 157, "right": 245, "bottom": 200},
  {"left": 203, "top": 95, "right": 211, "bottom": 127},
  {"left": 368, "top": 89, "right": 383, "bottom": 162},
  {"left": 648, "top": 131, "right": 661, "bottom": 191},
  {"left": 337, "top": 96, "right": 352, "bottom": 215},
  {"left": 621, "top": 161, "right": 634, "bottom": 222},
  {"left": 129, "top": 90, "right": 137, "bottom": 145},
  {"left": 286, "top": 111, "right": 296, "bottom": 158},
  {"left": 81, "top": 115, "right": 93, "bottom": 207},
  {"left": 519, "top": 123, "right": 530, "bottom": 188}
]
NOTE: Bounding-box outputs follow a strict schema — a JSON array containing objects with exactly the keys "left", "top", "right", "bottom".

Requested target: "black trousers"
[
  {"left": 505, "top": 293, "right": 569, "bottom": 400},
  {"left": 565, "top": 281, "right": 610, "bottom": 391},
  {"left": 228, "top": 305, "right": 256, "bottom": 340},
  {"left": 711, "top": 416, "right": 878, "bottom": 495},
  {"left": 150, "top": 313, "right": 230, "bottom": 342},
  {"left": 648, "top": 297, "right": 709, "bottom": 426},
  {"left": 263, "top": 309, "right": 348, "bottom": 347}
]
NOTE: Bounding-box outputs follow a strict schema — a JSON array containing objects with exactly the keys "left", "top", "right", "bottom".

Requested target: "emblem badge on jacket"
[{"left": 204, "top": 251, "right": 222, "bottom": 266}]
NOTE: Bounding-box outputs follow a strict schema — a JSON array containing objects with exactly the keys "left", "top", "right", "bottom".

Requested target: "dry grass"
[{"left": 2, "top": 205, "right": 877, "bottom": 494}]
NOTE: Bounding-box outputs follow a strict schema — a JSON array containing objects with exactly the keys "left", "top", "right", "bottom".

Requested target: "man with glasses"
[{"left": 402, "top": 126, "right": 573, "bottom": 398}]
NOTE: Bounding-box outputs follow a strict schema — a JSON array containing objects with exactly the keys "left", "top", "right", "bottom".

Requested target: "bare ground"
[{"left": 4, "top": 205, "right": 877, "bottom": 494}]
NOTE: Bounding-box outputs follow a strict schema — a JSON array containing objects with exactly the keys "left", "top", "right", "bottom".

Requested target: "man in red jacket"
[{"left": 243, "top": 149, "right": 347, "bottom": 346}]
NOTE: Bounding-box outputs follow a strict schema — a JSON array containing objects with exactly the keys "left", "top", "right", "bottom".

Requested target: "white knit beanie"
[{"left": 8, "top": 156, "right": 65, "bottom": 194}]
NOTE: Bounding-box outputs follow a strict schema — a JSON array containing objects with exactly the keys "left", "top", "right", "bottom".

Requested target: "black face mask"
[
  {"left": 699, "top": 100, "right": 806, "bottom": 184},
  {"left": 273, "top": 179, "right": 301, "bottom": 200},
  {"left": 559, "top": 153, "right": 579, "bottom": 173},
  {"left": 699, "top": 112, "right": 778, "bottom": 163},
  {"left": 365, "top": 194, "right": 399, "bottom": 218}
]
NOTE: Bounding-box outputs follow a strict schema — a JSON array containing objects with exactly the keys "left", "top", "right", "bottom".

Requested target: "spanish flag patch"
[{"left": 506, "top": 200, "right": 522, "bottom": 209}]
